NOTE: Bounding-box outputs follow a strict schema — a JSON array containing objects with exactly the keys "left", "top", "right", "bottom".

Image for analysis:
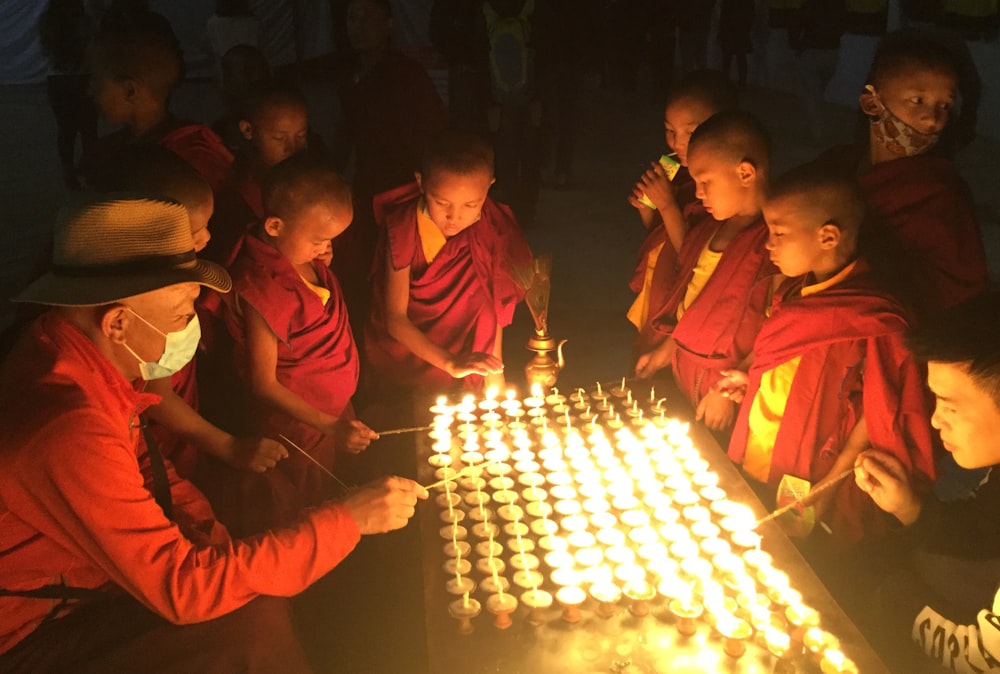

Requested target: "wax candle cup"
[
  {"left": 510, "top": 552, "right": 541, "bottom": 571},
  {"left": 480, "top": 576, "right": 510, "bottom": 594},
  {"left": 476, "top": 557, "right": 507, "bottom": 576},
  {"left": 446, "top": 576, "right": 476, "bottom": 596},
  {"left": 521, "top": 588, "right": 553, "bottom": 626},
  {"left": 486, "top": 593, "right": 518, "bottom": 630},
  {"left": 443, "top": 558, "right": 472, "bottom": 576},
  {"left": 716, "top": 614, "right": 753, "bottom": 658},
  {"left": 555, "top": 586, "right": 587, "bottom": 623},
  {"left": 624, "top": 580, "right": 656, "bottom": 616},
  {"left": 819, "top": 649, "right": 858, "bottom": 674},
  {"left": 513, "top": 569, "right": 544, "bottom": 589},
  {"left": 669, "top": 598, "right": 703, "bottom": 636},
  {"left": 765, "top": 626, "right": 791, "bottom": 658},
  {"left": 590, "top": 582, "right": 622, "bottom": 618},
  {"left": 439, "top": 525, "right": 468, "bottom": 541},
  {"left": 449, "top": 596, "right": 481, "bottom": 635}
]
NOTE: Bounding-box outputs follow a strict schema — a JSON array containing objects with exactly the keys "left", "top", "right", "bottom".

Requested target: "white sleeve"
[{"left": 910, "top": 598, "right": 1000, "bottom": 672}]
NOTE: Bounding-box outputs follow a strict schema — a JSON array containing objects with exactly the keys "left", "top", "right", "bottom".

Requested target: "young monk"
[
  {"left": 627, "top": 70, "right": 738, "bottom": 355},
  {"left": 723, "top": 164, "right": 936, "bottom": 546},
  {"left": 634, "top": 110, "right": 775, "bottom": 433},
  {"left": 816, "top": 34, "right": 988, "bottom": 322},
  {"left": 365, "top": 129, "right": 532, "bottom": 400},
  {"left": 223, "top": 152, "right": 375, "bottom": 532},
  {"left": 85, "top": 19, "right": 233, "bottom": 192},
  {"left": 206, "top": 79, "right": 310, "bottom": 264}
]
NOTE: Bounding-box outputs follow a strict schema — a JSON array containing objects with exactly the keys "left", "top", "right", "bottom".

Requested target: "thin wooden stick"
[
  {"left": 754, "top": 468, "right": 855, "bottom": 528},
  {"left": 279, "top": 434, "right": 352, "bottom": 492},
  {"left": 377, "top": 425, "right": 434, "bottom": 436}
]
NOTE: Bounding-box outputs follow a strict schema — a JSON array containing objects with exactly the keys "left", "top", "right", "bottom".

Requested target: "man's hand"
[
  {"left": 696, "top": 389, "right": 737, "bottom": 431},
  {"left": 332, "top": 418, "right": 379, "bottom": 454},
  {"left": 449, "top": 352, "right": 504, "bottom": 379},
  {"left": 854, "top": 450, "right": 922, "bottom": 526},
  {"left": 635, "top": 337, "right": 676, "bottom": 379},
  {"left": 633, "top": 160, "right": 677, "bottom": 213},
  {"left": 341, "top": 476, "right": 428, "bottom": 534},
  {"left": 225, "top": 436, "right": 288, "bottom": 473},
  {"left": 714, "top": 370, "right": 749, "bottom": 404}
]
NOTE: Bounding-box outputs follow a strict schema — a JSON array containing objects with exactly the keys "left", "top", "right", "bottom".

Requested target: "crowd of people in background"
[{"left": 0, "top": 0, "right": 998, "bottom": 672}]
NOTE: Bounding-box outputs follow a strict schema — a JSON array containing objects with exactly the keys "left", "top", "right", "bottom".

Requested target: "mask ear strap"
[{"left": 126, "top": 307, "right": 166, "bottom": 338}]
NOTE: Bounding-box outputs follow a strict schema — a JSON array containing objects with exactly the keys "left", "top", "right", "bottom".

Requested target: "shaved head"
[
  {"left": 687, "top": 109, "right": 771, "bottom": 178},
  {"left": 767, "top": 163, "right": 865, "bottom": 240}
]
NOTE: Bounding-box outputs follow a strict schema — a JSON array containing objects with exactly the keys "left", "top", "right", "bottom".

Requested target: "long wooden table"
[{"left": 413, "top": 380, "right": 889, "bottom": 673}]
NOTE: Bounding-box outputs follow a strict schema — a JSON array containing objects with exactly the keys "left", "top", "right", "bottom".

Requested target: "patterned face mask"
[{"left": 865, "top": 85, "right": 941, "bottom": 157}]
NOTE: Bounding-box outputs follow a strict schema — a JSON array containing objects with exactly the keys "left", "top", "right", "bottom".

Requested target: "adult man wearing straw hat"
[{"left": 0, "top": 195, "right": 426, "bottom": 672}]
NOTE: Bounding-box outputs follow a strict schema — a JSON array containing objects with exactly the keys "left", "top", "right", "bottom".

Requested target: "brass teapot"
[{"left": 524, "top": 333, "right": 567, "bottom": 389}]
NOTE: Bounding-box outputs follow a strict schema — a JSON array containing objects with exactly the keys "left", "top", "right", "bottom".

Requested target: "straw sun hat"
[{"left": 16, "top": 194, "right": 231, "bottom": 306}]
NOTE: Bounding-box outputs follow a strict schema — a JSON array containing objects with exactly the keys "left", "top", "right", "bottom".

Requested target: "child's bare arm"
[
  {"left": 810, "top": 415, "right": 869, "bottom": 517},
  {"left": 244, "top": 303, "right": 336, "bottom": 434},
  {"left": 632, "top": 162, "right": 687, "bottom": 251},
  {"left": 384, "top": 252, "right": 501, "bottom": 378},
  {"left": 144, "top": 377, "right": 287, "bottom": 472}
]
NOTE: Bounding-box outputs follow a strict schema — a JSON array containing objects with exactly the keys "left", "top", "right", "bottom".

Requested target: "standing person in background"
[
  {"left": 481, "top": 0, "right": 543, "bottom": 226},
  {"left": 535, "top": 0, "right": 591, "bottom": 189},
  {"left": 718, "top": 0, "right": 755, "bottom": 88},
  {"left": 331, "top": 0, "right": 446, "bottom": 332},
  {"left": 204, "top": 0, "right": 262, "bottom": 85},
  {"left": 788, "top": 0, "right": 848, "bottom": 144},
  {"left": 430, "top": 0, "right": 490, "bottom": 132},
  {"left": 677, "top": 0, "right": 716, "bottom": 74},
  {"left": 647, "top": 0, "right": 680, "bottom": 104},
  {"left": 39, "top": 0, "right": 98, "bottom": 190}
]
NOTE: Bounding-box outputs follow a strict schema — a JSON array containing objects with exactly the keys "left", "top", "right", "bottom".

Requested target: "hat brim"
[{"left": 14, "top": 259, "right": 232, "bottom": 307}]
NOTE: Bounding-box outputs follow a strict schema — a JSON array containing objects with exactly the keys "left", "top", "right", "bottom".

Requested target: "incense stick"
[
  {"left": 278, "top": 434, "right": 352, "bottom": 492},
  {"left": 423, "top": 461, "right": 497, "bottom": 490},
  {"left": 754, "top": 468, "right": 855, "bottom": 528},
  {"left": 377, "top": 425, "right": 434, "bottom": 436}
]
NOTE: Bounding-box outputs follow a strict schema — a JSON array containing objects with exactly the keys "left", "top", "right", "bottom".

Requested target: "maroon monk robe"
[
  {"left": 648, "top": 214, "right": 775, "bottom": 407},
  {"left": 83, "top": 117, "right": 234, "bottom": 193},
  {"left": 365, "top": 182, "right": 531, "bottom": 398},
  {"left": 630, "top": 168, "right": 704, "bottom": 354},
  {"left": 728, "top": 259, "right": 936, "bottom": 545},
  {"left": 159, "top": 122, "right": 235, "bottom": 193},
  {"left": 222, "top": 232, "right": 359, "bottom": 531},
  {"left": 814, "top": 146, "right": 989, "bottom": 321}
]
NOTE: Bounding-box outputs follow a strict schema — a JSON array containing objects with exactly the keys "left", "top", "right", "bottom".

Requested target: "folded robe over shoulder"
[
  {"left": 365, "top": 182, "right": 531, "bottom": 396},
  {"left": 815, "top": 147, "right": 989, "bottom": 321},
  {"left": 648, "top": 214, "right": 775, "bottom": 405},
  {"left": 728, "top": 259, "right": 937, "bottom": 545}
]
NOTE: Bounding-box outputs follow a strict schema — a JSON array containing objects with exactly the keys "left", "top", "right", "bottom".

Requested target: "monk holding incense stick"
[{"left": 723, "top": 164, "right": 936, "bottom": 547}]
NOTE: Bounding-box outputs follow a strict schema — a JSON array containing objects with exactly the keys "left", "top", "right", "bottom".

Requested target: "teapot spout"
[{"left": 556, "top": 339, "right": 568, "bottom": 370}]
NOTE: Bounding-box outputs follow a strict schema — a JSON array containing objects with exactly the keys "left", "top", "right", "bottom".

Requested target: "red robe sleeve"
[{"left": 160, "top": 123, "right": 235, "bottom": 193}]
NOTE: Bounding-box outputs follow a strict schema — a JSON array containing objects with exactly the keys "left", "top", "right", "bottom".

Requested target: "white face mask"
[{"left": 123, "top": 309, "right": 201, "bottom": 380}]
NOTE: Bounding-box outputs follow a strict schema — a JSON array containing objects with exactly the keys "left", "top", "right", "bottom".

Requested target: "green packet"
[{"left": 637, "top": 154, "right": 682, "bottom": 209}]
